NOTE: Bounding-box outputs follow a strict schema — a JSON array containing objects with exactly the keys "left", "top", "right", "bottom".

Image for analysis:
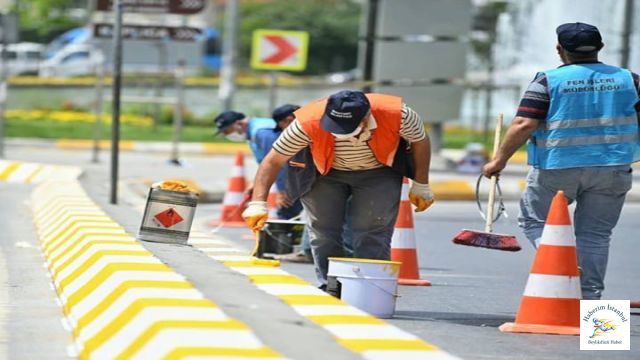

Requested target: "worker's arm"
[
  {"left": 410, "top": 137, "right": 431, "bottom": 184},
  {"left": 242, "top": 149, "right": 290, "bottom": 231},
  {"left": 252, "top": 149, "right": 290, "bottom": 201},
  {"left": 482, "top": 116, "right": 539, "bottom": 177}
]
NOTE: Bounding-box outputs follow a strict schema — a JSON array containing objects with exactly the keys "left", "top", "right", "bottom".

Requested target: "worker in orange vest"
[{"left": 242, "top": 90, "right": 434, "bottom": 287}]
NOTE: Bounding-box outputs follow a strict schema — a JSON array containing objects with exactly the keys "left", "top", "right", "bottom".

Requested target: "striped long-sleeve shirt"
[{"left": 273, "top": 103, "right": 426, "bottom": 171}]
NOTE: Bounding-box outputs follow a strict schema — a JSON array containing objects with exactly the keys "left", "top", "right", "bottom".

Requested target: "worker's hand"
[
  {"left": 482, "top": 159, "right": 506, "bottom": 178},
  {"left": 408, "top": 181, "right": 434, "bottom": 212},
  {"left": 242, "top": 201, "right": 268, "bottom": 231},
  {"left": 276, "top": 192, "right": 294, "bottom": 208},
  {"left": 244, "top": 183, "right": 254, "bottom": 198}
]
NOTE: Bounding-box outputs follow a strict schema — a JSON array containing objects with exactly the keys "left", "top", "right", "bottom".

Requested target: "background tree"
[{"left": 15, "top": 0, "right": 86, "bottom": 43}]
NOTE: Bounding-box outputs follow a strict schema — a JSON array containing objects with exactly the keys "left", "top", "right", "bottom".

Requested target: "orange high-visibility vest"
[{"left": 294, "top": 93, "right": 403, "bottom": 175}]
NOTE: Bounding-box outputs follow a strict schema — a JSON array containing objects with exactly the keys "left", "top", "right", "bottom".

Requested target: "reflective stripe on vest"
[{"left": 528, "top": 63, "right": 640, "bottom": 169}]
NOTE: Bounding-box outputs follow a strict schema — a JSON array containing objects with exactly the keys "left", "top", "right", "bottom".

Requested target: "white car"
[
  {"left": 39, "top": 44, "right": 104, "bottom": 77},
  {"left": 0, "top": 42, "right": 45, "bottom": 75}
]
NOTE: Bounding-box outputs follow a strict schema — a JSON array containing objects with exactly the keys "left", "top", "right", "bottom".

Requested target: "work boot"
[{"left": 274, "top": 251, "right": 313, "bottom": 264}]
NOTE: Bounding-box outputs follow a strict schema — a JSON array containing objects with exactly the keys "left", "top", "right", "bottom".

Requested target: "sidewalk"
[{"left": 6, "top": 137, "right": 640, "bottom": 202}]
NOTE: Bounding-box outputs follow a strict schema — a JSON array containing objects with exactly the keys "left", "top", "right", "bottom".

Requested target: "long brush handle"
[{"left": 485, "top": 114, "right": 503, "bottom": 233}]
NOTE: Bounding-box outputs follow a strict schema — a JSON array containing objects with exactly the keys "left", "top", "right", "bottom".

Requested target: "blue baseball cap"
[
  {"left": 320, "top": 90, "right": 371, "bottom": 134},
  {"left": 556, "top": 22, "right": 603, "bottom": 53}
]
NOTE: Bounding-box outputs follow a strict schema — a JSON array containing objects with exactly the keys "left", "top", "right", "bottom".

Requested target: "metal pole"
[
  {"left": 268, "top": 71, "right": 277, "bottom": 113},
  {"left": 92, "top": 51, "right": 105, "bottom": 163},
  {"left": 170, "top": 60, "right": 185, "bottom": 165},
  {"left": 153, "top": 41, "right": 167, "bottom": 132},
  {"left": 219, "top": 0, "right": 238, "bottom": 111},
  {"left": 110, "top": 0, "right": 124, "bottom": 204},
  {"left": 362, "top": 0, "right": 378, "bottom": 93},
  {"left": 0, "top": 13, "right": 7, "bottom": 159},
  {"left": 483, "top": 49, "right": 494, "bottom": 146},
  {"left": 621, "top": 0, "right": 634, "bottom": 68}
]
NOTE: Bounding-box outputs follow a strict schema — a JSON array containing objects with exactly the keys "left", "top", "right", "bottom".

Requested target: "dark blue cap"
[
  {"left": 556, "top": 22, "right": 603, "bottom": 53},
  {"left": 272, "top": 104, "right": 300, "bottom": 122},
  {"left": 320, "top": 90, "right": 371, "bottom": 134},
  {"left": 213, "top": 111, "right": 245, "bottom": 136}
]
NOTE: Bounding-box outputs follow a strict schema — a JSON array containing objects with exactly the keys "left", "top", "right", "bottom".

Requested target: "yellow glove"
[
  {"left": 408, "top": 181, "right": 434, "bottom": 212},
  {"left": 242, "top": 201, "right": 269, "bottom": 231}
]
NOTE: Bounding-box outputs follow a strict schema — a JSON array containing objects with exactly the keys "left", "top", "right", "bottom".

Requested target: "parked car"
[
  {"left": 39, "top": 44, "right": 103, "bottom": 77},
  {"left": 0, "top": 42, "right": 45, "bottom": 75}
]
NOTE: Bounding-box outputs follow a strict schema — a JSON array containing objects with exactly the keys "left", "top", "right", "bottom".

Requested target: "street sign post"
[
  {"left": 250, "top": 29, "right": 309, "bottom": 71},
  {"left": 94, "top": 23, "right": 203, "bottom": 42},
  {"left": 96, "top": 0, "right": 205, "bottom": 14}
]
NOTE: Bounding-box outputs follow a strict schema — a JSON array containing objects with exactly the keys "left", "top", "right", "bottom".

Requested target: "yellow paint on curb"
[
  {"left": 53, "top": 249, "right": 151, "bottom": 280},
  {"left": 279, "top": 295, "right": 344, "bottom": 306},
  {"left": 112, "top": 320, "right": 249, "bottom": 360},
  {"left": 337, "top": 339, "right": 439, "bottom": 352},
  {"left": 431, "top": 180, "right": 475, "bottom": 201},
  {"left": 223, "top": 259, "right": 281, "bottom": 268},
  {"left": 82, "top": 299, "right": 223, "bottom": 357},
  {"left": 307, "top": 315, "right": 385, "bottom": 325},
  {"left": 26, "top": 165, "right": 44, "bottom": 184},
  {"left": 76, "top": 280, "right": 195, "bottom": 334},
  {"left": 202, "top": 143, "right": 251, "bottom": 155},
  {"left": 57, "top": 139, "right": 135, "bottom": 151},
  {"left": 163, "top": 347, "right": 281, "bottom": 360},
  {"left": 0, "top": 161, "right": 21, "bottom": 180},
  {"left": 248, "top": 274, "right": 308, "bottom": 285}
]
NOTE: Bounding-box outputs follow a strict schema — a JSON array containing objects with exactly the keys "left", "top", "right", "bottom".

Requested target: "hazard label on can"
[{"left": 153, "top": 208, "right": 184, "bottom": 228}]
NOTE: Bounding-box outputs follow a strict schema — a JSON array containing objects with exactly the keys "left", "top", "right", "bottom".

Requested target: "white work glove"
[
  {"left": 408, "top": 181, "right": 434, "bottom": 212},
  {"left": 242, "top": 201, "right": 268, "bottom": 231}
]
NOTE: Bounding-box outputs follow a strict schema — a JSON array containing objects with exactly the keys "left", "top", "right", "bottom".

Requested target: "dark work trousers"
[{"left": 301, "top": 167, "right": 402, "bottom": 285}]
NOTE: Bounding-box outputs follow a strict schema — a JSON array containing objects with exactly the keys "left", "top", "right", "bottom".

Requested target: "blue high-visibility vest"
[
  {"left": 247, "top": 117, "right": 276, "bottom": 162},
  {"left": 528, "top": 63, "right": 640, "bottom": 169}
]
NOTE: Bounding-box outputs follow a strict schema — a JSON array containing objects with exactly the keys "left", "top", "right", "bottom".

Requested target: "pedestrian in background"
[
  {"left": 483, "top": 22, "right": 640, "bottom": 300},
  {"left": 213, "top": 110, "right": 276, "bottom": 162},
  {"left": 243, "top": 90, "right": 434, "bottom": 286}
]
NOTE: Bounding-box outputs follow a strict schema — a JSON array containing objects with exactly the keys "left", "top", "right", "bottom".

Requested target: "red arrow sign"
[{"left": 262, "top": 35, "right": 297, "bottom": 64}]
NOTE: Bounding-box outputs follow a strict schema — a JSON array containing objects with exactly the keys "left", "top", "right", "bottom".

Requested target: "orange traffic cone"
[
  {"left": 210, "top": 152, "right": 247, "bottom": 227},
  {"left": 500, "top": 191, "right": 581, "bottom": 335},
  {"left": 390, "top": 177, "right": 431, "bottom": 286},
  {"left": 267, "top": 183, "right": 279, "bottom": 219}
]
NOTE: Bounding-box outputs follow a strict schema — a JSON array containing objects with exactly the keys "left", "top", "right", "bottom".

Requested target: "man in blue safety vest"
[
  {"left": 214, "top": 110, "right": 276, "bottom": 162},
  {"left": 483, "top": 22, "right": 640, "bottom": 300}
]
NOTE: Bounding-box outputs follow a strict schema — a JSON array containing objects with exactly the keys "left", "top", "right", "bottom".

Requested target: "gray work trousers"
[
  {"left": 519, "top": 165, "right": 633, "bottom": 300},
  {"left": 301, "top": 167, "right": 402, "bottom": 285}
]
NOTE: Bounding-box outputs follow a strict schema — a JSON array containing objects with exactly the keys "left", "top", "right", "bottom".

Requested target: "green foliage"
[
  {"left": 237, "top": 0, "right": 362, "bottom": 75},
  {"left": 15, "top": 0, "right": 84, "bottom": 43},
  {"left": 471, "top": 1, "right": 509, "bottom": 63}
]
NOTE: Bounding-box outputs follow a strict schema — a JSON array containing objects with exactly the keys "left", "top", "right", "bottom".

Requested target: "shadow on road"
[{"left": 393, "top": 310, "right": 514, "bottom": 328}]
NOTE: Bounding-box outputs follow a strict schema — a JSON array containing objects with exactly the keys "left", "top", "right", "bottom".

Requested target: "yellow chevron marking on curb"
[
  {"left": 279, "top": 295, "right": 344, "bottom": 306},
  {"left": 54, "top": 249, "right": 151, "bottom": 280},
  {"left": 76, "top": 280, "right": 195, "bottom": 333},
  {"left": 337, "top": 339, "right": 439, "bottom": 352},
  {"left": 44, "top": 224, "right": 124, "bottom": 253},
  {"left": 0, "top": 162, "right": 21, "bottom": 180},
  {"left": 41, "top": 217, "right": 113, "bottom": 240},
  {"left": 26, "top": 165, "right": 44, "bottom": 184},
  {"left": 83, "top": 299, "right": 222, "bottom": 354},
  {"left": 49, "top": 237, "right": 135, "bottom": 268},
  {"left": 163, "top": 346, "right": 282, "bottom": 359},
  {"left": 64, "top": 263, "right": 173, "bottom": 311},
  {"left": 96, "top": 320, "right": 248, "bottom": 360},
  {"left": 248, "top": 274, "right": 308, "bottom": 285},
  {"left": 307, "top": 315, "right": 385, "bottom": 325}
]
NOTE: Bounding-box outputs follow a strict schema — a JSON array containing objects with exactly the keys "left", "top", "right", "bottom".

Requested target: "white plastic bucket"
[{"left": 327, "top": 257, "right": 401, "bottom": 318}]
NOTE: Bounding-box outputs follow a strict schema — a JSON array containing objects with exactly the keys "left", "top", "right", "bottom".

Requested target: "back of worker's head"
[
  {"left": 556, "top": 22, "right": 603, "bottom": 62},
  {"left": 320, "top": 90, "right": 371, "bottom": 136},
  {"left": 272, "top": 104, "right": 300, "bottom": 129}
]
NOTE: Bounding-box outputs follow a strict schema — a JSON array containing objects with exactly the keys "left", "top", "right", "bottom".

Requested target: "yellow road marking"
[
  {"left": 0, "top": 162, "right": 21, "bottom": 180},
  {"left": 307, "top": 315, "right": 384, "bottom": 325},
  {"left": 337, "top": 339, "right": 439, "bottom": 352},
  {"left": 48, "top": 237, "right": 136, "bottom": 270},
  {"left": 76, "top": 280, "right": 195, "bottom": 334},
  {"left": 279, "top": 295, "right": 344, "bottom": 306},
  {"left": 54, "top": 249, "right": 151, "bottom": 280},
  {"left": 163, "top": 346, "right": 281, "bottom": 359},
  {"left": 248, "top": 274, "right": 308, "bottom": 285},
  {"left": 26, "top": 165, "right": 45, "bottom": 184}
]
